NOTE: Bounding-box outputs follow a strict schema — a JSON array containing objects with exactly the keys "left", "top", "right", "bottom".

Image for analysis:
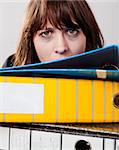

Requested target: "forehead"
[
  {"left": 43, "top": 21, "right": 54, "bottom": 28},
  {"left": 40, "top": 20, "right": 79, "bottom": 31},
  {"left": 32, "top": 1, "right": 86, "bottom": 33}
]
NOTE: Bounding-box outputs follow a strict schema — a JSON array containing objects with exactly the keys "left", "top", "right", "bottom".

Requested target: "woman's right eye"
[{"left": 39, "top": 30, "right": 53, "bottom": 38}]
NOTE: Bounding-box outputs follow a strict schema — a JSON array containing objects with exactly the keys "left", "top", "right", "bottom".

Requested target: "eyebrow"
[
  {"left": 43, "top": 27, "right": 54, "bottom": 30},
  {"left": 39, "top": 26, "right": 81, "bottom": 32}
]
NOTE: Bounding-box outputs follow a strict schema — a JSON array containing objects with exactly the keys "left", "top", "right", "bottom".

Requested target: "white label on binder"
[
  {"left": 10, "top": 128, "right": 30, "bottom": 150},
  {"left": 0, "top": 83, "right": 44, "bottom": 114},
  {"left": 0, "top": 127, "right": 9, "bottom": 150},
  {"left": 31, "top": 130, "right": 61, "bottom": 150}
]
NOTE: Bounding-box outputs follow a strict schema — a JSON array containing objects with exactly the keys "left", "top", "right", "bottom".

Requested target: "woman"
[{"left": 3, "top": 0, "right": 104, "bottom": 68}]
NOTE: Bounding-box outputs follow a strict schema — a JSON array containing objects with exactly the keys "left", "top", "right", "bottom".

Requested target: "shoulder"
[{"left": 2, "top": 54, "right": 15, "bottom": 68}]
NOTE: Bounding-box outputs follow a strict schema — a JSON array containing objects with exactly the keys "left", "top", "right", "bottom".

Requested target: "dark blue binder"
[{"left": 0, "top": 44, "right": 119, "bottom": 81}]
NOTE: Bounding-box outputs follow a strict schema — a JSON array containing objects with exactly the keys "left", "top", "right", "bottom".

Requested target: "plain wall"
[{"left": 0, "top": 0, "right": 119, "bottom": 67}]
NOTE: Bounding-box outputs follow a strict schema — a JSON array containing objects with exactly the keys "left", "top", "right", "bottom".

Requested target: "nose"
[
  {"left": 54, "top": 32, "right": 68, "bottom": 54},
  {"left": 55, "top": 48, "right": 67, "bottom": 54}
]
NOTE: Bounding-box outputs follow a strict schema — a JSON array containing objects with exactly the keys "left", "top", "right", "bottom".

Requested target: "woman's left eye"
[{"left": 66, "top": 28, "right": 81, "bottom": 36}]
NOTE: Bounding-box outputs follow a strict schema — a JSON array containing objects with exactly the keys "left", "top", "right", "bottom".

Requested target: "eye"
[
  {"left": 66, "top": 28, "right": 81, "bottom": 37},
  {"left": 39, "top": 30, "right": 53, "bottom": 38}
]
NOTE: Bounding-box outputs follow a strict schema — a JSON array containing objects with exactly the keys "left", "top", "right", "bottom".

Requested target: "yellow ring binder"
[{"left": 0, "top": 76, "right": 119, "bottom": 123}]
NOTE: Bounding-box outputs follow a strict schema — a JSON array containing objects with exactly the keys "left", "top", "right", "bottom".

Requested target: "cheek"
[
  {"left": 33, "top": 36, "right": 49, "bottom": 57},
  {"left": 69, "top": 34, "right": 86, "bottom": 54}
]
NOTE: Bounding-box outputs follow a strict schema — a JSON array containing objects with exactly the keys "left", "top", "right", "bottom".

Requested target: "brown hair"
[{"left": 14, "top": 0, "right": 104, "bottom": 66}]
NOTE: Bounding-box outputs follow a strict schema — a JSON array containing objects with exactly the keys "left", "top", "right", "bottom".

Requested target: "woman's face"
[{"left": 33, "top": 22, "right": 86, "bottom": 62}]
